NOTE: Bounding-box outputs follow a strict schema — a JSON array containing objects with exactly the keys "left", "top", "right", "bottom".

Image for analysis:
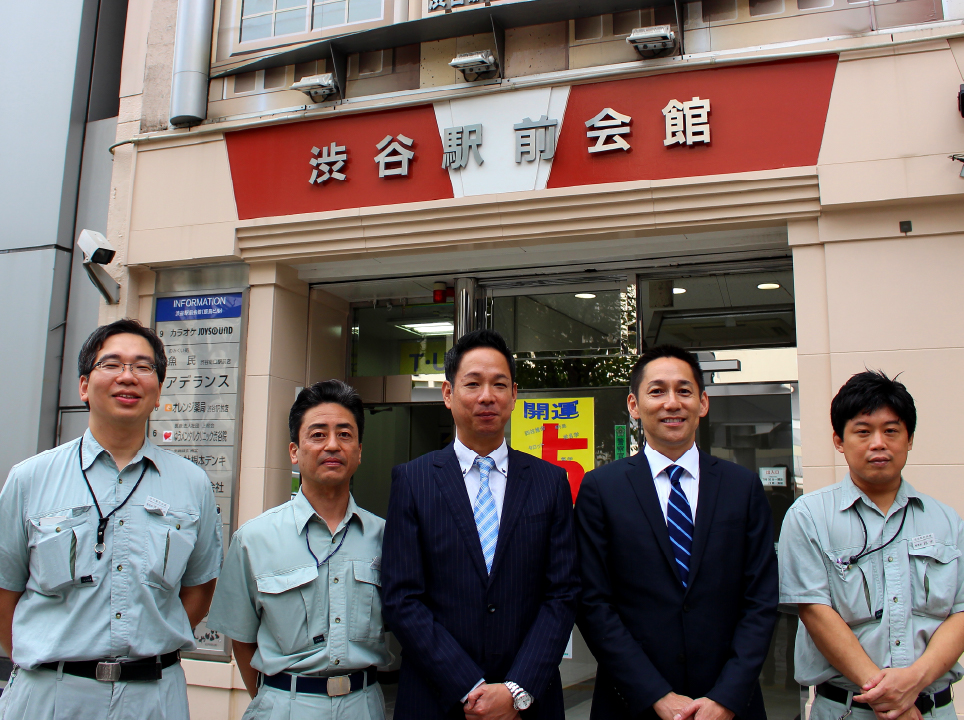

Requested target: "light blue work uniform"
[
  {"left": 208, "top": 490, "right": 390, "bottom": 720},
  {"left": 779, "top": 476, "right": 964, "bottom": 720},
  {"left": 0, "top": 430, "right": 223, "bottom": 720}
]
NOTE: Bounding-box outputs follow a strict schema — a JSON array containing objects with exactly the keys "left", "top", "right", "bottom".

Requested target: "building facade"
[{"left": 97, "top": 0, "right": 964, "bottom": 717}]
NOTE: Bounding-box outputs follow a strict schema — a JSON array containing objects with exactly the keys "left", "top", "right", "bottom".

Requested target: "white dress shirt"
[
  {"left": 453, "top": 435, "right": 509, "bottom": 520},
  {"left": 644, "top": 442, "right": 700, "bottom": 524}
]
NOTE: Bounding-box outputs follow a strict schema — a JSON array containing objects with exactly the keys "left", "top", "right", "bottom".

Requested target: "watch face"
[{"left": 516, "top": 692, "right": 533, "bottom": 710}]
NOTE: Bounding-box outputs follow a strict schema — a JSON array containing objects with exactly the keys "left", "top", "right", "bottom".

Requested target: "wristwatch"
[{"left": 504, "top": 681, "right": 533, "bottom": 711}]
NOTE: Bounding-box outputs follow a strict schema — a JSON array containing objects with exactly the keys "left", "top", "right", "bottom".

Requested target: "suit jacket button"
[
  {"left": 487, "top": 604, "right": 496, "bottom": 613},
  {"left": 677, "top": 653, "right": 686, "bottom": 663}
]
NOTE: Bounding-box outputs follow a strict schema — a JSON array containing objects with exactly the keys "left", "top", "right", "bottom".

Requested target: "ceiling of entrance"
[{"left": 301, "top": 225, "right": 789, "bottom": 302}]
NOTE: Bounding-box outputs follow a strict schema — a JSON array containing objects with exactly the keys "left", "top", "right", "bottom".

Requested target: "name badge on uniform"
[
  {"left": 144, "top": 496, "right": 170, "bottom": 516},
  {"left": 911, "top": 533, "right": 936, "bottom": 550}
]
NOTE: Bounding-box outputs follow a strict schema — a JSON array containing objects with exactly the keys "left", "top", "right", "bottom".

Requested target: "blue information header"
[{"left": 156, "top": 293, "right": 243, "bottom": 322}]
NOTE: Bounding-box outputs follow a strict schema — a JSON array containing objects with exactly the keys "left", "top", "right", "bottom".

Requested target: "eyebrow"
[
  {"left": 461, "top": 371, "right": 510, "bottom": 381},
  {"left": 306, "top": 422, "right": 356, "bottom": 431},
  {"left": 646, "top": 379, "right": 694, "bottom": 387},
  {"left": 96, "top": 353, "right": 155, "bottom": 363}
]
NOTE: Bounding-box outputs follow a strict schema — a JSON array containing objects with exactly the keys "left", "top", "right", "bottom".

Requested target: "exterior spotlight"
[
  {"left": 627, "top": 25, "right": 678, "bottom": 58},
  {"left": 291, "top": 73, "right": 339, "bottom": 103},
  {"left": 449, "top": 50, "right": 499, "bottom": 80}
]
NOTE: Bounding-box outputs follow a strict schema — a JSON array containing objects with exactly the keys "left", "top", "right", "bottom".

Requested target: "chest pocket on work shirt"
[
  {"left": 349, "top": 560, "right": 383, "bottom": 642},
  {"left": 29, "top": 507, "right": 98, "bottom": 595},
  {"left": 143, "top": 509, "right": 199, "bottom": 591},
  {"left": 256, "top": 565, "right": 323, "bottom": 655},
  {"left": 909, "top": 543, "right": 961, "bottom": 619},
  {"left": 825, "top": 550, "right": 878, "bottom": 626}
]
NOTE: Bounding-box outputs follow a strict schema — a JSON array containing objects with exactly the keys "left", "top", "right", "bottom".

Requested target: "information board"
[{"left": 152, "top": 292, "right": 246, "bottom": 657}]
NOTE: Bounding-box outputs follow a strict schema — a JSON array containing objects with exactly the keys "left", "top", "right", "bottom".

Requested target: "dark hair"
[
  {"left": 830, "top": 370, "right": 917, "bottom": 438},
  {"left": 629, "top": 345, "right": 705, "bottom": 398},
  {"left": 444, "top": 328, "right": 516, "bottom": 385},
  {"left": 78, "top": 319, "right": 168, "bottom": 384},
  {"left": 289, "top": 379, "right": 365, "bottom": 444}
]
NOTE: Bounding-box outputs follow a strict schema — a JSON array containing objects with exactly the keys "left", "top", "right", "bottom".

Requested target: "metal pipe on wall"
[
  {"left": 170, "top": 0, "right": 216, "bottom": 128},
  {"left": 454, "top": 277, "right": 477, "bottom": 340}
]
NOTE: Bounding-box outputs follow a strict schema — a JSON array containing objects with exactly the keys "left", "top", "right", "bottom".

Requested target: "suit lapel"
[
  {"left": 685, "top": 450, "right": 722, "bottom": 593},
  {"left": 488, "top": 449, "right": 533, "bottom": 581},
  {"left": 626, "top": 454, "right": 679, "bottom": 583},
  {"left": 433, "top": 445, "right": 489, "bottom": 583}
]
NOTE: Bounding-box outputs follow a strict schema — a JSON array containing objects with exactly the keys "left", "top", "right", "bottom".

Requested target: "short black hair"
[
  {"left": 830, "top": 370, "right": 917, "bottom": 438},
  {"left": 629, "top": 345, "right": 705, "bottom": 398},
  {"left": 444, "top": 329, "right": 516, "bottom": 385},
  {"left": 289, "top": 379, "right": 365, "bottom": 444},
  {"left": 78, "top": 319, "right": 168, "bottom": 384}
]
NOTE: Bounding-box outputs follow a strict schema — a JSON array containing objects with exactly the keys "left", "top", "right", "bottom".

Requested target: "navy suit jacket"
[
  {"left": 574, "top": 450, "right": 778, "bottom": 720},
  {"left": 382, "top": 444, "right": 579, "bottom": 720}
]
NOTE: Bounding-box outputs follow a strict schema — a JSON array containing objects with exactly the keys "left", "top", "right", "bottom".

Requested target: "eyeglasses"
[{"left": 93, "top": 361, "right": 157, "bottom": 376}]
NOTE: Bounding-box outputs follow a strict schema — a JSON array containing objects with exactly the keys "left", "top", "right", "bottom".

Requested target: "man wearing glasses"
[{"left": 0, "top": 319, "right": 222, "bottom": 720}]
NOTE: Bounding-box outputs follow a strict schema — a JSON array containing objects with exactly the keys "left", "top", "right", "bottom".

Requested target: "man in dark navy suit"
[
  {"left": 575, "top": 345, "right": 778, "bottom": 720},
  {"left": 383, "top": 329, "right": 578, "bottom": 720}
]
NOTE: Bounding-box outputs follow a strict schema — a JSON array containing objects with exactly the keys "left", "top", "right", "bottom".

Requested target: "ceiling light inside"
[
  {"left": 574, "top": 293, "right": 596, "bottom": 299},
  {"left": 757, "top": 283, "right": 781, "bottom": 290},
  {"left": 398, "top": 321, "right": 454, "bottom": 336},
  {"left": 673, "top": 287, "right": 686, "bottom": 295}
]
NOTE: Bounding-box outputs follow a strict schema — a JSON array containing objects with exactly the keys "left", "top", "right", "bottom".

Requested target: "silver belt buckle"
[
  {"left": 95, "top": 662, "right": 121, "bottom": 682},
  {"left": 326, "top": 675, "right": 352, "bottom": 697}
]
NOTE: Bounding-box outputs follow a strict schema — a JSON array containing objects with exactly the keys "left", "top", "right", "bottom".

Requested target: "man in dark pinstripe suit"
[{"left": 383, "top": 329, "right": 579, "bottom": 720}]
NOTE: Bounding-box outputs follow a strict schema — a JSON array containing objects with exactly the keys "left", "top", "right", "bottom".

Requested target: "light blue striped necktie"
[
  {"left": 473, "top": 456, "right": 499, "bottom": 574},
  {"left": 666, "top": 464, "right": 694, "bottom": 587}
]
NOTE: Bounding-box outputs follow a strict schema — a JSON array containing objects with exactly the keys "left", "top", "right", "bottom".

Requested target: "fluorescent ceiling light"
[
  {"left": 757, "top": 283, "right": 781, "bottom": 290},
  {"left": 574, "top": 293, "right": 596, "bottom": 299},
  {"left": 398, "top": 321, "right": 454, "bottom": 336},
  {"left": 673, "top": 287, "right": 686, "bottom": 295}
]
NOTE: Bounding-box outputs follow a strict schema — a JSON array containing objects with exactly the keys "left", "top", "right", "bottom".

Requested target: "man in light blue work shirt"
[
  {"left": 0, "top": 319, "right": 223, "bottom": 720},
  {"left": 208, "top": 379, "right": 389, "bottom": 720},
  {"left": 780, "top": 371, "right": 964, "bottom": 720}
]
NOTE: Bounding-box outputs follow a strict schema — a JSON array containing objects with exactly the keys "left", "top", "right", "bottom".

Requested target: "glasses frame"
[{"left": 92, "top": 360, "right": 158, "bottom": 377}]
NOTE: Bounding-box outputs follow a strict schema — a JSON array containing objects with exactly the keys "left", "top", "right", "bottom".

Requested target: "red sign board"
[
  {"left": 225, "top": 104, "right": 453, "bottom": 220},
  {"left": 548, "top": 56, "right": 837, "bottom": 188}
]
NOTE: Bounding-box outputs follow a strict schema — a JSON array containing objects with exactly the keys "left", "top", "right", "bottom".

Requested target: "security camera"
[
  {"left": 449, "top": 51, "right": 499, "bottom": 80},
  {"left": 291, "top": 73, "right": 339, "bottom": 103},
  {"left": 627, "top": 25, "right": 678, "bottom": 58},
  {"left": 77, "top": 229, "right": 116, "bottom": 265}
]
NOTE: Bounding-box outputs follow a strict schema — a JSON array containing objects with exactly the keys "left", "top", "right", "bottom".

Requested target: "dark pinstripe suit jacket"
[{"left": 382, "top": 444, "right": 579, "bottom": 720}]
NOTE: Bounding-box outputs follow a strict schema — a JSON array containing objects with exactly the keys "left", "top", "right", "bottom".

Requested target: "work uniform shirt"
[
  {"left": 0, "top": 430, "right": 223, "bottom": 669},
  {"left": 207, "top": 490, "right": 390, "bottom": 676},
  {"left": 779, "top": 475, "right": 964, "bottom": 693}
]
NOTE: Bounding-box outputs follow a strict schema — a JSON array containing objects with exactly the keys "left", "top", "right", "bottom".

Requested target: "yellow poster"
[{"left": 510, "top": 397, "right": 594, "bottom": 500}]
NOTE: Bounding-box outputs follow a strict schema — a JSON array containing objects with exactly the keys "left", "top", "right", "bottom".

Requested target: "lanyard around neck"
[
  {"left": 305, "top": 517, "right": 352, "bottom": 567},
  {"left": 78, "top": 436, "right": 149, "bottom": 560}
]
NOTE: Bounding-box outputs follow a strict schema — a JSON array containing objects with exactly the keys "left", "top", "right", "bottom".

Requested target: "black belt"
[
  {"left": 817, "top": 682, "right": 953, "bottom": 714},
  {"left": 38, "top": 650, "right": 180, "bottom": 683},
  {"left": 262, "top": 666, "right": 377, "bottom": 696}
]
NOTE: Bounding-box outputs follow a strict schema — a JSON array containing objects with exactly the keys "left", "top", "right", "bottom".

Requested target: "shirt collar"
[
  {"left": 453, "top": 435, "right": 509, "bottom": 477},
  {"left": 81, "top": 428, "right": 161, "bottom": 475},
  {"left": 292, "top": 489, "right": 365, "bottom": 535},
  {"left": 644, "top": 442, "right": 700, "bottom": 482},
  {"left": 838, "top": 473, "right": 924, "bottom": 515}
]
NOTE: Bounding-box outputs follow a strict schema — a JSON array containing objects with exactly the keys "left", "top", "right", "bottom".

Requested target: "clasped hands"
[
  {"left": 464, "top": 682, "right": 520, "bottom": 720},
  {"left": 656, "top": 691, "right": 735, "bottom": 720},
  {"left": 853, "top": 667, "right": 928, "bottom": 720}
]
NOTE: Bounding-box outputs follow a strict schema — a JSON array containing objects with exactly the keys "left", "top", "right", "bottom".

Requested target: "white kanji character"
[
  {"left": 585, "top": 108, "right": 632, "bottom": 153},
  {"left": 309, "top": 142, "right": 347, "bottom": 184},
  {"left": 375, "top": 134, "right": 415, "bottom": 177},
  {"left": 662, "top": 100, "right": 686, "bottom": 146},
  {"left": 683, "top": 97, "right": 710, "bottom": 145}
]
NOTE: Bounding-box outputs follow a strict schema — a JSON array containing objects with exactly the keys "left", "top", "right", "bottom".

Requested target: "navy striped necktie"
[{"left": 666, "top": 465, "right": 694, "bottom": 587}]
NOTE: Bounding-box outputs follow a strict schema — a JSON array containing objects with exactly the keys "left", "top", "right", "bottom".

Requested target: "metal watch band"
[{"left": 504, "top": 681, "right": 533, "bottom": 710}]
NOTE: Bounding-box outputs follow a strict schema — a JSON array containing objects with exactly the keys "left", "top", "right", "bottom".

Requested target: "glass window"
[
  {"left": 348, "top": 0, "right": 382, "bottom": 23},
  {"left": 638, "top": 270, "right": 795, "bottom": 350},
  {"left": 240, "top": 0, "right": 380, "bottom": 42},
  {"left": 350, "top": 303, "right": 454, "bottom": 384},
  {"left": 314, "top": 0, "right": 347, "bottom": 28}
]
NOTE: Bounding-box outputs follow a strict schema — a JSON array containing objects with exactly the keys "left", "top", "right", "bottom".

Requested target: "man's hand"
[
  {"left": 674, "top": 697, "right": 736, "bottom": 720},
  {"left": 654, "top": 692, "right": 695, "bottom": 720},
  {"left": 464, "top": 683, "right": 519, "bottom": 720},
  {"left": 855, "top": 667, "right": 927, "bottom": 719},
  {"left": 885, "top": 703, "right": 923, "bottom": 720}
]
